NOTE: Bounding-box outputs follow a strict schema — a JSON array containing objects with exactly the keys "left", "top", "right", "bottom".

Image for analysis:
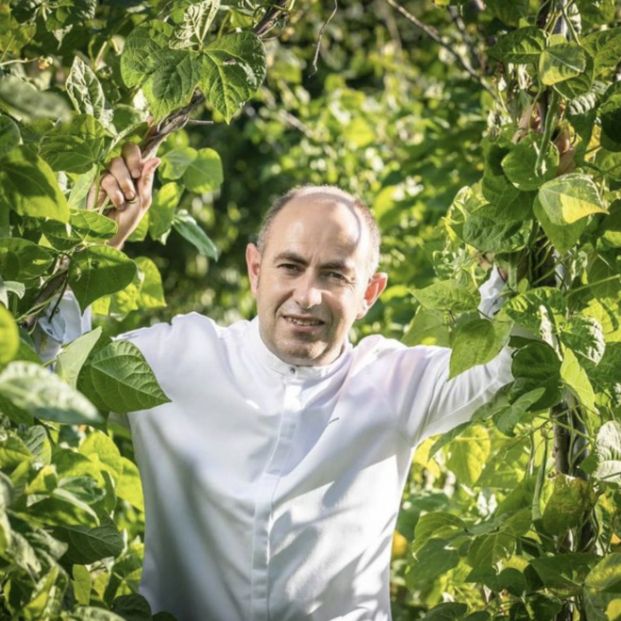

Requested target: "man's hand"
[{"left": 91, "top": 143, "right": 160, "bottom": 250}]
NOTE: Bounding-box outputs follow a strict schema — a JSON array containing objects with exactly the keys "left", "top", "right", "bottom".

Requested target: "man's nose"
[{"left": 293, "top": 274, "right": 322, "bottom": 309}]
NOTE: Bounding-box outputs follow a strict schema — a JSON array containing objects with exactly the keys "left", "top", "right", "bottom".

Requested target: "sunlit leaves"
[
  {"left": 160, "top": 147, "right": 223, "bottom": 193},
  {"left": 537, "top": 173, "right": 607, "bottom": 225},
  {"left": 0, "top": 362, "right": 101, "bottom": 425},
  {"left": 591, "top": 421, "right": 621, "bottom": 485},
  {"left": 490, "top": 27, "right": 546, "bottom": 64},
  {"left": 539, "top": 44, "right": 588, "bottom": 85},
  {"left": 0, "top": 147, "right": 69, "bottom": 222},
  {"left": 413, "top": 280, "right": 480, "bottom": 312},
  {"left": 65, "top": 57, "right": 111, "bottom": 126},
  {"left": 0, "top": 304, "right": 19, "bottom": 365}
]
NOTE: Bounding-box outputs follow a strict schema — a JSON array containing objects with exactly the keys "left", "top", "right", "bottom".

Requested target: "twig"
[
  {"left": 448, "top": 5, "right": 484, "bottom": 72},
  {"left": 310, "top": 0, "right": 338, "bottom": 75},
  {"left": 384, "top": 0, "right": 492, "bottom": 93}
]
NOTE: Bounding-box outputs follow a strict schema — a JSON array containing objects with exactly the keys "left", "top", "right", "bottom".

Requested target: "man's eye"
[
  {"left": 279, "top": 263, "right": 301, "bottom": 272},
  {"left": 327, "top": 271, "right": 347, "bottom": 282}
]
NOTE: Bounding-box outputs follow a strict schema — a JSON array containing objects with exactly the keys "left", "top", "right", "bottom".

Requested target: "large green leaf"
[
  {"left": 584, "top": 553, "right": 621, "bottom": 621},
  {"left": 539, "top": 44, "right": 587, "bottom": 85},
  {"left": 461, "top": 213, "right": 530, "bottom": 253},
  {"left": 449, "top": 317, "right": 512, "bottom": 378},
  {"left": 65, "top": 56, "right": 110, "bottom": 125},
  {"left": 409, "top": 539, "right": 460, "bottom": 582},
  {"left": 149, "top": 182, "right": 182, "bottom": 240},
  {"left": 531, "top": 553, "right": 597, "bottom": 593},
  {"left": 78, "top": 340, "right": 170, "bottom": 413},
  {"left": 198, "top": 32, "right": 267, "bottom": 122},
  {"left": 40, "top": 114, "right": 109, "bottom": 174},
  {"left": 490, "top": 27, "right": 546, "bottom": 64},
  {"left": 56, "top": 327, "right": 103, "bottom": 389},
  {"left": 182, "top": 148, "right": 223, "bottom": 193},
  {"left": 511, "top": 342, "right": 562, "bottom": 410},
  {"left": 484, "top": 0, "right": 528, "bottom": 26},
  {"left": 584, "top": 28, "right": 621, "bottom": 76},
  {"left": 0, "top": 237, "right": 54, "bottom": 281},
  {"left": 172, "top": 209, "right": 219, "bottom": 259},
  {"left": 412, "top": 280, "right": 480, "bottom": 313},
  {"left": 599, "top": 85, "right": 621, "bottom": 146},
  {"left": 533, "top": 196, "right": 586, "bottom": 253},
  {"left": 560, "top": 347, "right": 596, "bottom": 411},
  {"left": 0, "top": 304, "right": 19, "bottom": 365},
  {"left": 412, "top": 512, "right": 465, "bottom": 553},
  {"left": 159, "top": 147, "right": 197, "bottom": 180},
  {"left": 143, "top": 52, "right": 201, "bottom": 121},
  {"left": 68, "top": 246, "right": 137, "bottom": 310},
  {"left": 467, "top": 531, "right": 515, "bottom": 568},
  {"left": 0, "top": 147, "right": 69, "bottom": 222},
  {"left": 501, "top": 136, "right": 559, "bottom": 191},
  {"left": 446, "top": 425, "right": 491, "bottom": 486},
  {"left": 537, "top": 173, "right": 607, "bottom": 225},
  {"left": 54, "top": 517, "right": 123, "bottom": 564},
  {"left": 0, "top": 362, "right": 101, "bottom": 425}
]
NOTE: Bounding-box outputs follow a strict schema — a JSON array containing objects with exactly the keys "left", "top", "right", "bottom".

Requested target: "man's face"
[{"left": 246, "top": 193, "right": 387, "bottom": 366}]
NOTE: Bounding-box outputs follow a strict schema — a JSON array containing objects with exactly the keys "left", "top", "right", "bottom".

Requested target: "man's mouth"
[{"left": 283, "top": 315, "right": 325, "bottom": 327}]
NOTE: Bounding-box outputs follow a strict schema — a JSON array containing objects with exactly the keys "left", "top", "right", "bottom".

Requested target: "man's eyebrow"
[{"left": 272, "top": 253, "right": 354, "bottom": 273}]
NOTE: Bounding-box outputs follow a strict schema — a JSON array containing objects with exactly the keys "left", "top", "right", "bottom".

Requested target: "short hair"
[{"left": 256, "top": 185, "right": 381, "bottom": 275}]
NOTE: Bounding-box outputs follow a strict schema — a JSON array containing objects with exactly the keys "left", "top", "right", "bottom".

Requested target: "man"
[{"left": 57, "top": 143, "right": 512, "bottom": 620}]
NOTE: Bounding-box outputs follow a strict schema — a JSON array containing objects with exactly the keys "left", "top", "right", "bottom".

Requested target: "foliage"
[
  {"left": 1, "top": 0, "right": 621, "bottom": 620},
  {"left": 0, "top": 0, "right": 277, "bottom": 617}
]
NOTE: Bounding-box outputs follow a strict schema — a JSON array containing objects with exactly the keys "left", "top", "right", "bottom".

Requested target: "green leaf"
[
  {"left": 69, "top": 246, "right": 137, "bottom": 310},
  {"left": 65, "top": 56, "right": 110, "bottom": 125},
  {"left": 511, "top": 342, "right": 561, "bottom": 410},
  {"left": 542, "top": 474, "right": 591, "bottom": 534},
  {"left": 0, "top": 305, "right": 19, "bottom": 365},
  {"left": 0, "top": 361, "right": 101, "bottom": 425},
  {"left": 0, "top": 237, "right": 54, "bottom": 281},
  {"left": 539, "top": 44, "right": 587, "bottom": 85},
  {"left": 72, "top": 565, "right": 92, "bottom": 606},
  {"left": 537, "top": 173, "right": 607, "bottom": 225},
  {"left": 584, "top": 553, "right": 621, "bottom": 621},
  {"left": 449, "top": 317, "right": 512, "bottom": 378},
  {"left": 467, "top": 531, "right": 515, "bottom": 568},
  {"left": 410, "top": 538, "right": 460, "bottom": 582},
  {"left": 561, "top": 316, "right": 605, "bottom": 365},
  {"left": 0, "top": 75, "right": 70, "bottom": 122},
  {"left": 56, "top": 327, "right": 103, "bottom": 388},
  {"left": 533, "top": 196, "right": 586, "bottom": 253},
  {"left": 412, "top": 280, "right": 480, "bottom": 312},
  {"left": 0, "top": 146, "right": 69, "bottom": 222},
  {"left": 484, "top": 0, "right": 529, "bottom": 26},
  {"left": 584, "top": 28, "right": 621, "bottom": 77},
  {"left": 403, "top": 307, "right": 450, "bottom": 347},
  {"left": 54, "top": 516, "right": 123, "bottom": 564},
  {"left": 461, "top": 212, "right": 530, "bottom": 253},
  {"left": 134, "top": 257, "right": 166, "bottom": 309},
  {"left": 492, "top": 388, "right": 545, "bottom": 436},
  {"left": 182, "top": 147, "right": 223, "bottom": 193},
  {"left": 172, "top": 0, "right": 220, "bottom": 49},
  {"left": 173, "top": 209, "right": 219, "bottom": 259},
  {"left": 143, "top": 52, "right": 201, "bottom": 120},
  {"left": 592, "top": 421, "right": 621, "bottom": 485},
  {"left": 40, "top": 114, "right": 109, "bottom": 174},
  {"left": 501, "top": 136, "right": 559, "bottom": 191},
  {"left": 531, "top": 553, "right": 598, "bottom": 592},
  {"left": 198, "top": 32, "right": 267, "bottom": 122},
  {"left": 0, "top": 113, "right": 20, "bottom": 159},
  {"left": 446, "top": 425, "right": 491, "bottom": 486},
  {"left": 68, "top": 607, "right": 125, "bottom": 621},
  {"left": 490, "top": 27, "right": 546, "bottom": 64},
  {"left": 160, "top": 147, "right": 197, "bottom": 180},
  {"left": 78, "top": 340, "right": 170, "bottom": 413},
  {"left": 412, "top": 512, "right": 465, "bottom": 552},
  {"left": 120, "top": 22, "right": 176, "bottom": 88},
  {"left": 149, "top": 182, "right": 182, "bottom": 240},
  {"left": 560, "top": 347, "right": 596, "bottom": 411},
  {"left": 553, "top": 54, "right": 594, "bottom": 99}
]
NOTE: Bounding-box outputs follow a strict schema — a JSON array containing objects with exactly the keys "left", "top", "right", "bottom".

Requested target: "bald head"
[{"left": 257, "top": 185, "right": 381, "bottom": 275}]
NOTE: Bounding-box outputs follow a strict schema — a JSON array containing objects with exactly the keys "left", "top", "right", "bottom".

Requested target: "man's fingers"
[
  {"left": 100, "top": 174, "right": 127, "bottom": 210},
  {"left": 122, "top": 142, "right": 143, "bottom": 178},
  {"left": 137, "top": 158, "right": 161, "bottom": 209},
  {"left": 109, "top": 157, "right": 138, "bottom": 201}
]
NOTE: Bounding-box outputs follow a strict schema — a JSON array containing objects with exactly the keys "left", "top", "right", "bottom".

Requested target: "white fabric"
[
  {"left": 120, "top": 314, "right": 512, "bottom": 621},
  {"left": 38, "top": 269, "right": 512, "bottom": 620}
]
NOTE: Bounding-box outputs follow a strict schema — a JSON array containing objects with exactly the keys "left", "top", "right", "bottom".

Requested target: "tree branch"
[{"left": 384, "top": 0, "right": 491, "bottom": 92}]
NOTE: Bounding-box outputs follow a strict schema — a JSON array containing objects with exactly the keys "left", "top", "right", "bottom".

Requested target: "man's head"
[{"left": 246, "top": 185, "right": 387, "bottom": 367}]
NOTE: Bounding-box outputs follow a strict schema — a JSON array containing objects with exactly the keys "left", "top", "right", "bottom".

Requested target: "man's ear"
[
  {"left": 245, "top": 243, "right": 262, "bottom": 295},
  {"left": 357, "top": 272, "right": 388, "bottom": 319}
]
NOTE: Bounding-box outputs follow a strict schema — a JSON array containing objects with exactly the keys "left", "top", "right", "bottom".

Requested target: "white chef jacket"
[
  {"left": 118, "top": 313, "right": 512, "bottom": 621},
  {"left": 36, "top": 269, "right": 511, "bottom": 621}
]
